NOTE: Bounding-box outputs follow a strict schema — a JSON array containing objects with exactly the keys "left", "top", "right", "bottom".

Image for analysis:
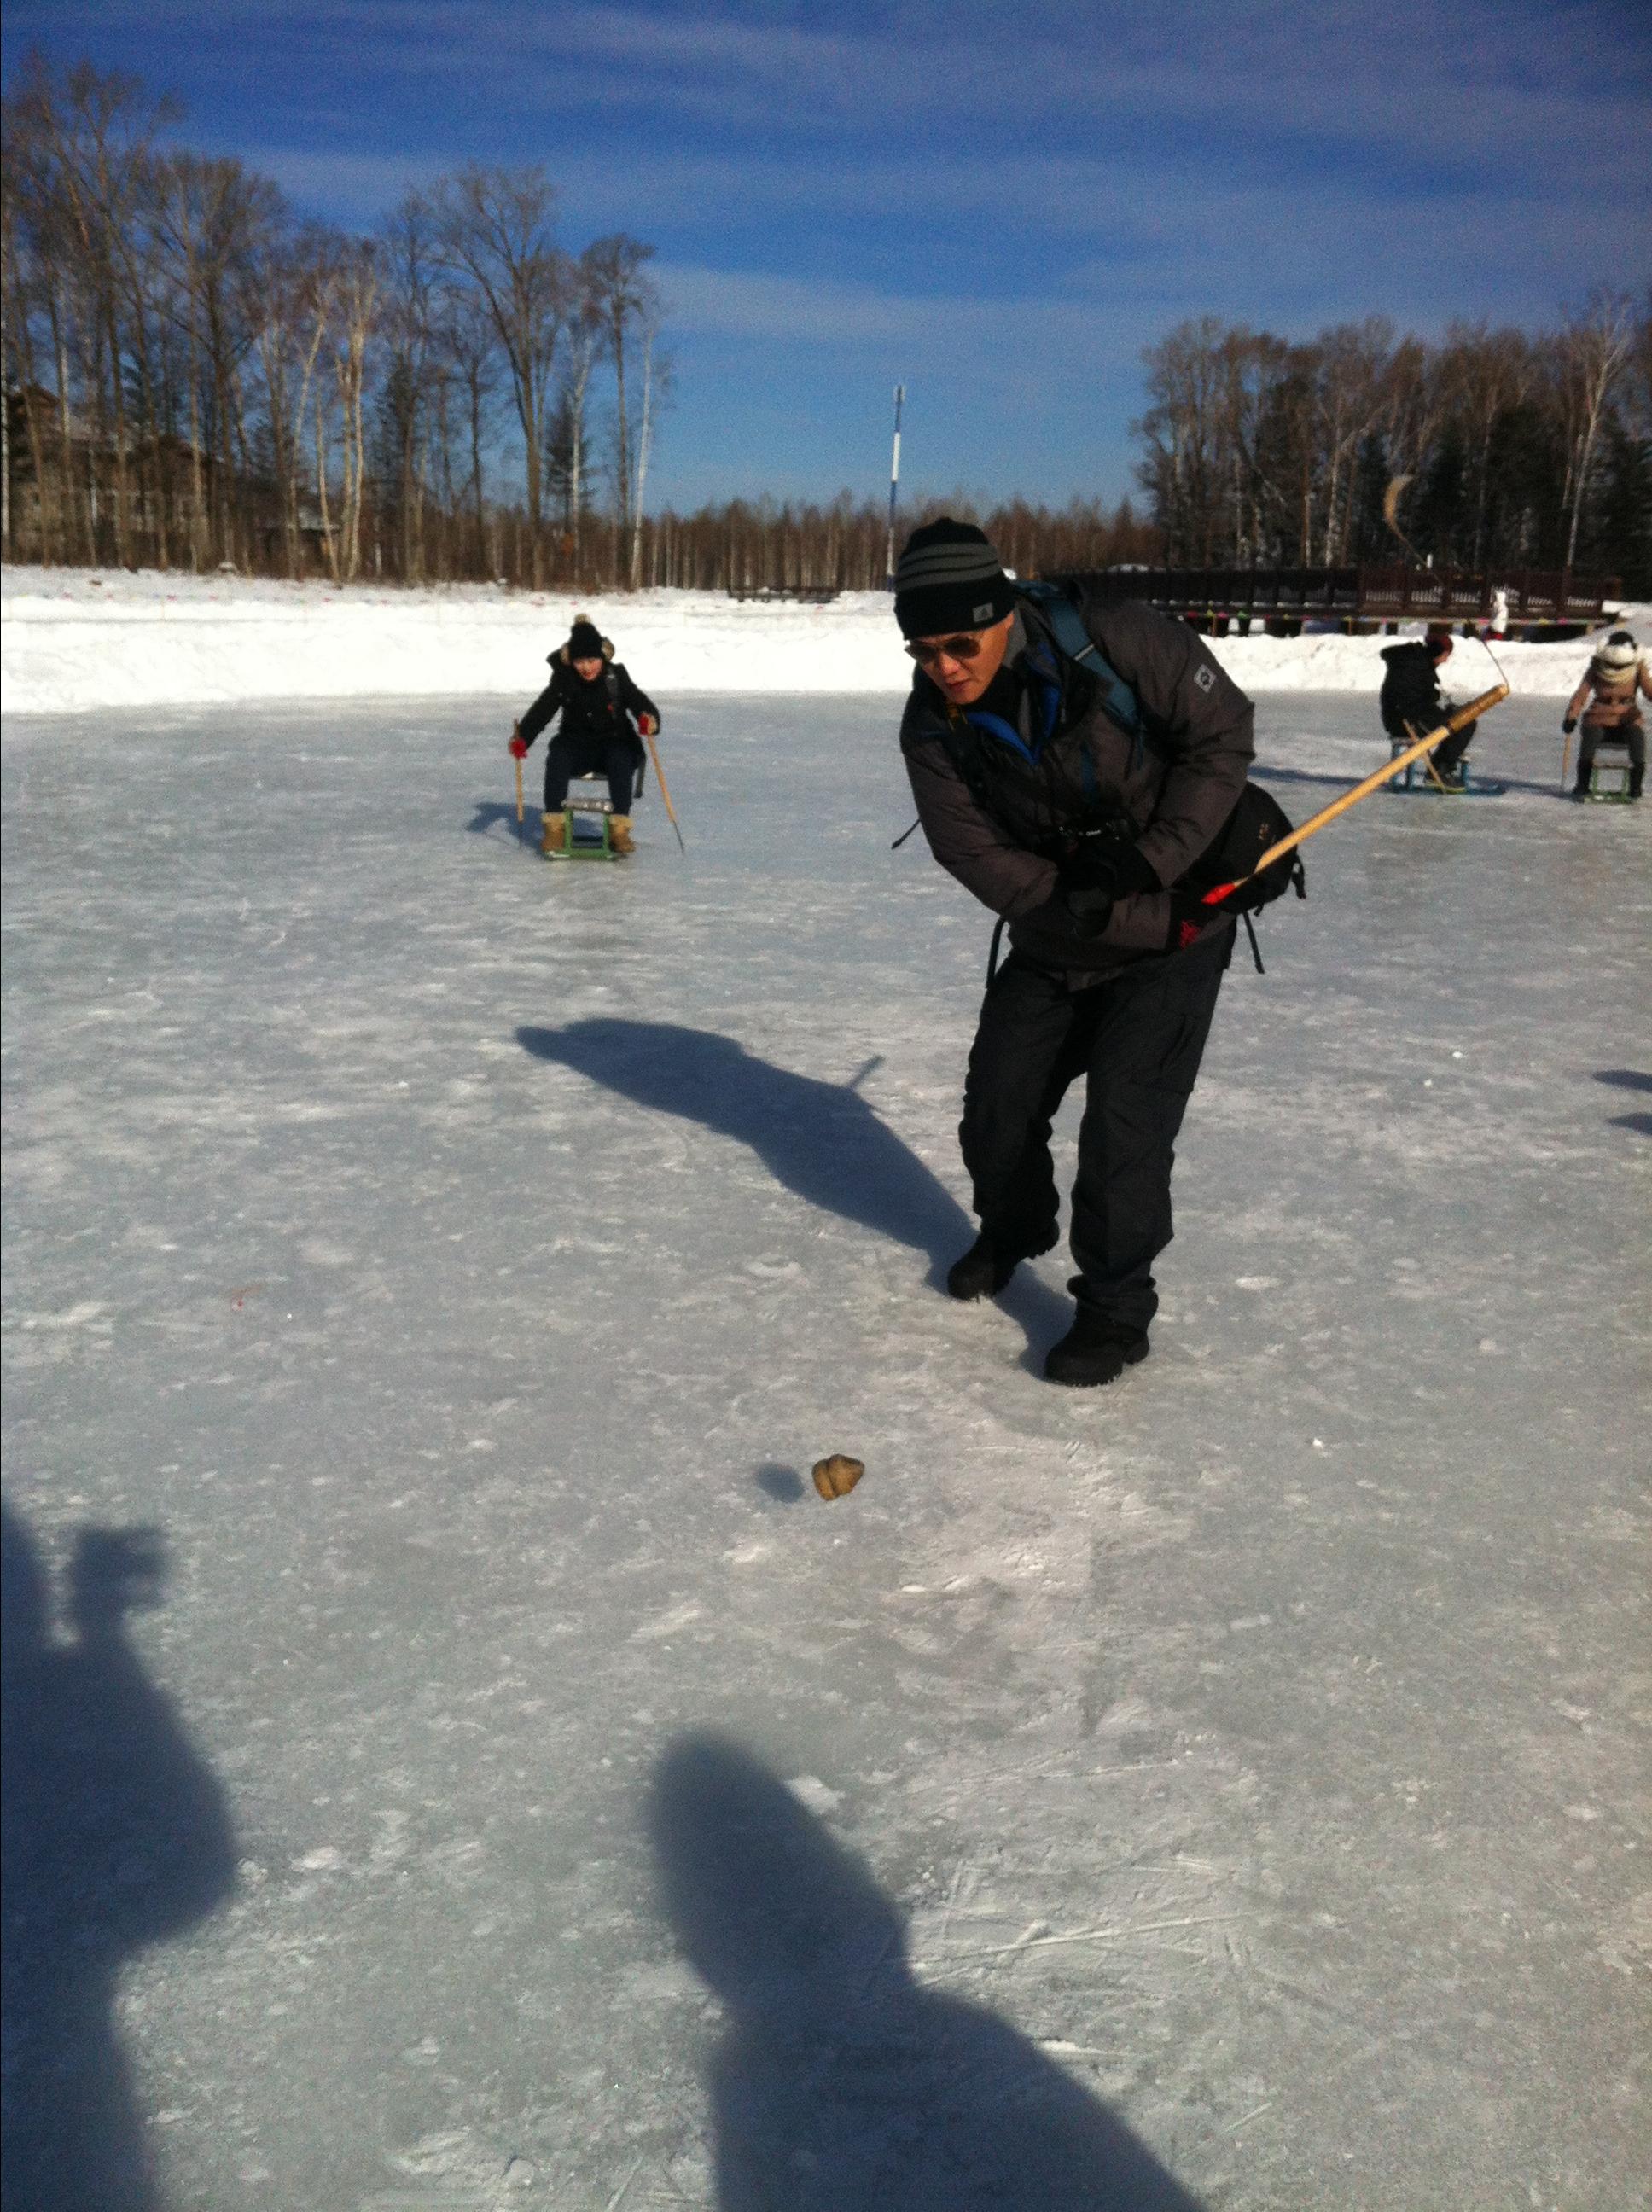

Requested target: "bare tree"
[
  {"left": 433, "top": 283, "right": 497, "bottom": 577},
  {"left": 1556, "top": 290, "right": 1637, "bottom": 566},
  {"left": 330, "top": 237, "right": 378, "bottom": 579},
  {"left": 154, "top": 151, "right": 285, "bottom": 567},
  {"left": 1314, "top": 320, "right": 1393, "bottom": 564},
  {"left": 425, "top": 166, "right": 567, "bottom": 585},
  {"left": 628, "top": 317, "right": 672, "bottom": 586},
  {"left": 585, "top": 232, "right": 656, "bottom": 568}
]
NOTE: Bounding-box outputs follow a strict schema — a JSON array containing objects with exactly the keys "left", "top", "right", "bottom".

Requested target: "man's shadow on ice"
[
  {"left": 650, "top": 1736, "right": 1205, "bottom": 2211},
  {"left": 516, "top": 1019, "right": 1070, "bottom": 1356},
  {"left": 2, "top": 1504, "right": 237, "bottom": 2212}
]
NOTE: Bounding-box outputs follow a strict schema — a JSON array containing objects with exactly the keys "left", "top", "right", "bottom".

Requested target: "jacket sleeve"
[
  {"left": 1566, "top": 675, "right": 1592, "bottom": 719},
  {"left": 615, "top": 666, "right": 660, "bottom": 728},
  {"left": 518, "top": 672, "right": 565, "bottom": 747},
  {"left": 1085, "top": 598, "right": 1255, "bottom": 888}
]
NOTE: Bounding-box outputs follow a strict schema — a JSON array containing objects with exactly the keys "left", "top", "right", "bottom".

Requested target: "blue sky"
[{"left": 6, "top": 0, "right": 1650, "bottom": 512}]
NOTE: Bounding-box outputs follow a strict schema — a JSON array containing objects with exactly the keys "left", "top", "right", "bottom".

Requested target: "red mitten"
[
  {"left": 509, "top": 734, "right": 528, "bottom": 760},
  {"left": 636, "top": 713, "right": 657, "bottom": 737}
]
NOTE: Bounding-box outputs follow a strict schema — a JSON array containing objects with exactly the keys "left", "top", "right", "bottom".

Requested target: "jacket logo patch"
[
  {"left": 1194, "top": 663, "right": 1216, "bottom": 692},
  {"left": 973, "top": 602, "right": 995, "bottom": 622}
]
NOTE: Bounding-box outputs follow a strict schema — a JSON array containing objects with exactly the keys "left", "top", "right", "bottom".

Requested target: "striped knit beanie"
[{"left": 893, "top": 519, "right": 1015, "bottom": 639}]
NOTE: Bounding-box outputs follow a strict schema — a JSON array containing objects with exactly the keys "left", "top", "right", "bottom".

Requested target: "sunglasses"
[{"left": 905, "top": 632, "right": 992, "bottom": 666}]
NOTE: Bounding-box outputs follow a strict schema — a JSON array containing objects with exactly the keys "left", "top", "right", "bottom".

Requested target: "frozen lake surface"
[{"left": 3, "top": 689, "right": 1648, "bottom": 2210}]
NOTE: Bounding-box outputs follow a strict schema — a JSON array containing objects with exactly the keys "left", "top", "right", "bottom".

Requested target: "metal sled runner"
[
  {"left": 544, "top": 778, "right": 627, "bottom": 861},
  {"left": 1386, "top": 732, "right": 1505, "bottom": 798}
]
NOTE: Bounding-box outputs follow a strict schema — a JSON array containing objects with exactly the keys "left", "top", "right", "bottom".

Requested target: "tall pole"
[{"left": 885, "top": 383, "right": 905, "bottom": 589}]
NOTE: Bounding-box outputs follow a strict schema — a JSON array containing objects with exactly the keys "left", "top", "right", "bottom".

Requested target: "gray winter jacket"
[{"left": 899, "top": 592, "right": 1255, "bottom": 979}]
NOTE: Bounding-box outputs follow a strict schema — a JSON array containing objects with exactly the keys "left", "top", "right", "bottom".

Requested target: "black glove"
[
  {"left": 1058, "top": 840, "right": 1160, "bottom": 939},
  {"left": 1562, "top": 717, "right": 1578, "bottom": 736}
]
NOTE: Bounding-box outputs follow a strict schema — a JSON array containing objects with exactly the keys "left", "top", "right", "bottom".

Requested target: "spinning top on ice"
[{"left": 812, "top": 1453, "right": 864, "bottom": 1501}]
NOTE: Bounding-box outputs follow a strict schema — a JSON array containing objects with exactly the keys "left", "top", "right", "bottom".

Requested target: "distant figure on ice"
[
  {"left": 1563, "top": 630, "right": 1648, "bottom": 800},
  {"left": 1380, "top": 625, "right": 1476, "bottom": 785},
  {"left": 509, "top": 617, "right": 661, "bottom": 856},
  {"left": 895, "top": 518, "right": 1261, "bottom": 1388}
]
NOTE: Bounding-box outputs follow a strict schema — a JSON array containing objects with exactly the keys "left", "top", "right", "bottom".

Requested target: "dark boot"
[
  {"left": 1572, "top": 772, "right": 1591, "bottom": 800},
  {"left": 1044, "top": 1306, "right": 1151, "bottom": 1388},
  {"left": 1631, "top": 765, "right": 1644, "bottom": 800},
  {"left": 946, "top": 1235, "right": 1023, "bottom": 1301}
]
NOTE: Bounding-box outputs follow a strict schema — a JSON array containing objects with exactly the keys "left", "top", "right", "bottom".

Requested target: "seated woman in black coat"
[
  {"left": 509, "top": 617, "right": 661, "bottom": 855},
  {"left": 1379, "top": 625, "right": 1475, "bottom": 785}
]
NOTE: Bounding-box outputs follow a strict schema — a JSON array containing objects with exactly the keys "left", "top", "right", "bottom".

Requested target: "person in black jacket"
[
  {"left": 1379, "top": 626, "right": 1475, "bottom": 785},
  {"left": 509, "top": 617, "right": 661, "bottom": 855},
  {"left": 895, "top": 519, "right": 1255, "bottom": 1388}
]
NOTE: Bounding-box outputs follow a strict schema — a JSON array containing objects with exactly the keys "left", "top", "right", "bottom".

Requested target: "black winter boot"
[
  {"left": 946, "top": 1235, "right": 1022, "bottom": 1301},
  {"left": 1044, "top": 1306, "right": 1151, "bottom": 1388},
  {"left": 1631, "top": 765, "right": 1644, "bottom": 800}
]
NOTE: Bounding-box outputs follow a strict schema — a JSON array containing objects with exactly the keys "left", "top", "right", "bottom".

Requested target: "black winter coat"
[
  {"left": 1378, "top": 643, "right": 1447, "bottom": 737},
  {"left": 900, "top": 592, "right": 1254, "bottom": 980},
  {"left": 518, "top": 655, "right": 660, "bottom": 756}
]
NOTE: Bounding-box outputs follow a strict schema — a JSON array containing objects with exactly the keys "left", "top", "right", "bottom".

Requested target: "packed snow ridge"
[{"left": 3, "top": 565, "right": 1640, "bottom": 716}]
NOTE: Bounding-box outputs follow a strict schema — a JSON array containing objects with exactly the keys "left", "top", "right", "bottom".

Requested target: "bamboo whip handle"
[
  {"left": 1201, "top": 682, "right": 1509, "bottom": 905},
  {"left": 643, "top": 727, "right": 686, "bottom": 854}
]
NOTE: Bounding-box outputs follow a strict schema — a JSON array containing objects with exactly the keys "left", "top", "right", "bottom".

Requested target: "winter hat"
[
  {"left": 1425, "top": 625, "right": 1454, "bottom": 655},
  {"left": 893, "top": 519, "right": 1015, "bottom": 639},
  {"left": 566, "top": 617, "right": 606, "bottom": 661},
  {"left": 1597, "top": 629, "right": 1639, "bottom": 672}
]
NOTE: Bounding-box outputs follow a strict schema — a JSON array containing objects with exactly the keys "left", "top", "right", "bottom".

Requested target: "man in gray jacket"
[{"left": 896, "top": 519, "right": 1254, "bottom": 1386}]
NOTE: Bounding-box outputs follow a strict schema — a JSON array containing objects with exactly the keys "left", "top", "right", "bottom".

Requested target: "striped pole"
[{"left": 885, "top": 384, "right": 905, "bottom": 590}]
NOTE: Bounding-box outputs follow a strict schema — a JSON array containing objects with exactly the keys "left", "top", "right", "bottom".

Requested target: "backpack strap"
[{"left": 1015, "top": 579, "right": 1149, "bottom": 765}]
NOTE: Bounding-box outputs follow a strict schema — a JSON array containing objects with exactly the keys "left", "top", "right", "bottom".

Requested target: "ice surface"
[
  {"left": 3, "top": 686, "right": 1648, "bottom": 2210},
  {"left": 5, "top": 565, "right": 1640, "bottom": 714}
]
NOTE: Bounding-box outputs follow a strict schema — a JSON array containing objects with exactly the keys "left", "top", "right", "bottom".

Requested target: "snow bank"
[{"left": 3, "top": 565, "right": 1637, "bottom": 716}]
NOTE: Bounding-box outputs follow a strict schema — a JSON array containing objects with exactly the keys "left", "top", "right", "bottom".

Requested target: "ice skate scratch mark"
[
  {"left": 359, "top": 2194, "right": 492, "bottom": 2210},
  {"left": 631, "top": 1602, "right": 705, "bottom": 1642},
  {"left": 916, "top": 1913, "right": 1238, "bottom": 1968},
  {"left": 603, "top": 2153, "right": 646, "bottom": 2211},
  {"left": 937, "top": 1854, "right": 972, "bottom": 1957},
  {"left": 1225, "top": 2101, "right": 1274, "bottom": 2133},
  {"left": 16, "top": 1301, "right": 109, "bottom": 1331}
]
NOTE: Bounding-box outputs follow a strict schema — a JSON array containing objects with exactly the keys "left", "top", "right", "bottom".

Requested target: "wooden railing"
[{"left": 1050, "top": 565, "right": 1621, "bottom": 627}]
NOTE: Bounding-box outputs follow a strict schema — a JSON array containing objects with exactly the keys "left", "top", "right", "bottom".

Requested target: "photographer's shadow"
[
  {"left": 650, "top": 1736, "right": 1204, "bottom": 2210},
  {"left": 2, "top": 1505, "right": 237, "bottom": 2212},
  {"left": 516, "top": 1019, "right": 1070, "bottom": 1354}
]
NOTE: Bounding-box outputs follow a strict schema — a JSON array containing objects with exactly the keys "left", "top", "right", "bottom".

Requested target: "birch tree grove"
[
  {"left": 1135, "top": 308, "right": 1649, "bottom": 588},
  {"left": 4, "top": 54, "right": 1647, "bottom": 593}
]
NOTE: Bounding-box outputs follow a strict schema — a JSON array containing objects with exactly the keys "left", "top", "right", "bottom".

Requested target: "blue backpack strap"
[{"left": 1016, "top": 579, "right": 1149, "bottom": 766}]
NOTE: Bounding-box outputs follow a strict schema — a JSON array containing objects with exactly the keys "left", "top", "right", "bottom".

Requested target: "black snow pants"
[
  {"left": 1577, "top": 720, "right": 1645, "bottom": 786},
  {"left": 961, "top": 924, "right": 1232, "bottom": 1333},
  {"left": 1432, "top": 710, "right": 1476, "bottom": 777},
  {"left": 544, "top": 732, "right": 637, "bottom": 814}
]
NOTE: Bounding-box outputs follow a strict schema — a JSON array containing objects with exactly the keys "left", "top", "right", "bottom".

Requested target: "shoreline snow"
[{"left": 3, "top": 565, "right": 1639, "bottom": 716}]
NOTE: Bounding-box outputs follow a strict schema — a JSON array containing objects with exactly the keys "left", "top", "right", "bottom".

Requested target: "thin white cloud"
[{"left": 18, "top": 0, "right": 1649, "bottom": 171}]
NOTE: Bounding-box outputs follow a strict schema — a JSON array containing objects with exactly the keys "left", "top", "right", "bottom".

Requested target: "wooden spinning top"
[{"left": 811, "top": 1453, "right": 865, "bottom": 1500}]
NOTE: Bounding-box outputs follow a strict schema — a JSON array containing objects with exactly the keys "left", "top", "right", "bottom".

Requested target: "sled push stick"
[
  {"left": 643, "top": 726, "right": 687, "bottom": 854},
  {"left": 1201, "top": 682, "right": 1509, "bottom": 906}
]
